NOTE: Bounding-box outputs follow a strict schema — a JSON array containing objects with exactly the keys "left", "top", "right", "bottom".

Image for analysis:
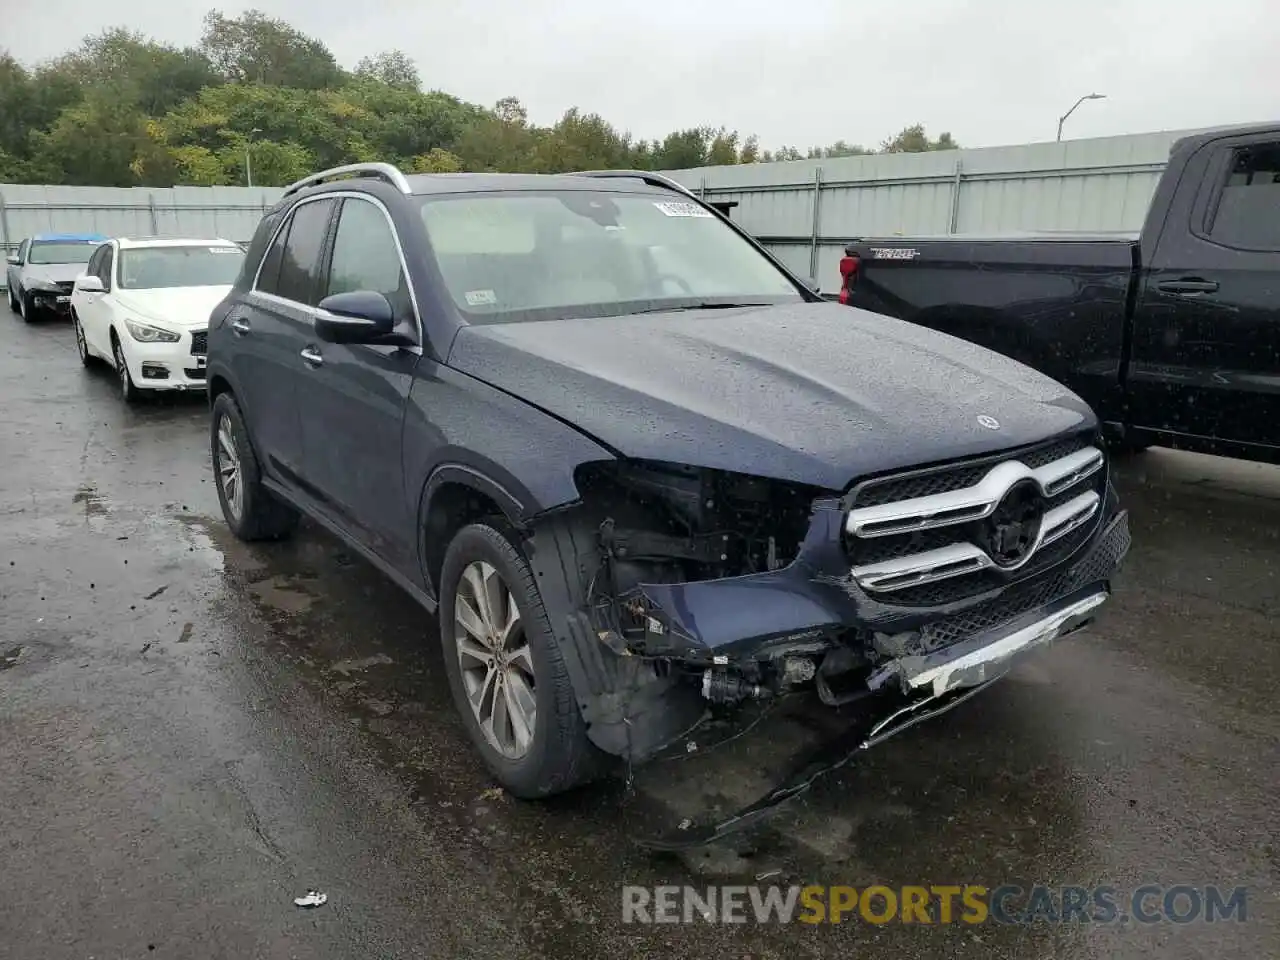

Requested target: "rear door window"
[
  {"left": 1208, "top": 141, "right": 1280, "bottom": 251},
  {"left": 258, "top": 199, "right": 337, "bottom": 305}
]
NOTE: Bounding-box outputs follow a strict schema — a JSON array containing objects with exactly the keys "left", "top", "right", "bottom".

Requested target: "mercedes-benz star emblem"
[
  {"left": 977, "top": 415, "right": 1001, "bottom": 430},
  {"left": 982, "top": 480, "right": 1044, "bottom": 567}
]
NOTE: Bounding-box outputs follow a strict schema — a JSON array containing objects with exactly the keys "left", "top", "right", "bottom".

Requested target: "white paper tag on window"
[
  {"left": 465, "top": 289, "right": 498, "bottom": 306},
  {"left": 209, "top": 246, "right": 240, "bottom": 254},
  {"left": 653, "top": 201, "right": 713, "bottom": 218}
]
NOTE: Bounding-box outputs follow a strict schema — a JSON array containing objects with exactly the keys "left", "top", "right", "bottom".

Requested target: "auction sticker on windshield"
[{"left": 653, "top": 201, "right": 713, "bottom": 218}]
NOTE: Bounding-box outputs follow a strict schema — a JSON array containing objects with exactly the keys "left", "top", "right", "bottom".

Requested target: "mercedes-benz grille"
[{"left": 844, "top": 433, "right": 1107, "bottom": 605}]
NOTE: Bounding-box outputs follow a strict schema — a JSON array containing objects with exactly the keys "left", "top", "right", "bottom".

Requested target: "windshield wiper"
[{"left": 629, "top": 302, "right": 773, "bottom": 316}]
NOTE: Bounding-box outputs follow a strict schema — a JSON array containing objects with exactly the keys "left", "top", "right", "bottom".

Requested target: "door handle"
[
  {"left": 230, "top": 317, "right": 251, "bottom": 335},
  {"left": 1157, "top": 278, "right": 1219, "bottom": 295},
  {"left": 300, "top": 346, "right": 324, "bottom": 368}
]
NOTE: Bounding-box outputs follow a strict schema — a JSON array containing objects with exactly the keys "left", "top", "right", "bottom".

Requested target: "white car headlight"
[{"left": 125, "top": 319, "right": 180, "bottom": 343}]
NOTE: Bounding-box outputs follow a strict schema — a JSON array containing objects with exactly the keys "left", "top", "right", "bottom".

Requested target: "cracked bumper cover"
[{"left": 625, "top": 500, "right": 1131, "bottom": 675}]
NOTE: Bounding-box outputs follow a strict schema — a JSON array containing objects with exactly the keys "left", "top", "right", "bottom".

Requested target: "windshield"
[
  {"left": 118, "top": 246, "right": 245, "bottom": 290},
  {"left": 28, "top": 242, "right": 97, "bottom": 265},
  {"left": 416, "top": 190, "right": 804, "bottom": 322}
]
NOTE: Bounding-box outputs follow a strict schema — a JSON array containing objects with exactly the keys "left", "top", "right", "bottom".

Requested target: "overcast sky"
[{"left": 8, "top": 0, "right": 1279, "bottom": 150}]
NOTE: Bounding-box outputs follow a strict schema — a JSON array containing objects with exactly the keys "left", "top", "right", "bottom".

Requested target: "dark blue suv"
[{"left": 208, "top": 163, "right": 1129, "bottom": 802}]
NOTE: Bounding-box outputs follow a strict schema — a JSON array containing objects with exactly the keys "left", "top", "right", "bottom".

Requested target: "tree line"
[{"left": 0, "top": 9, "right": 960, "bottom": 188}]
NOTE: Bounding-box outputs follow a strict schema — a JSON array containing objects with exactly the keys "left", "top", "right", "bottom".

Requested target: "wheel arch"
[{"left": 418, "top": 464, "right": 528, "bottom": 598}]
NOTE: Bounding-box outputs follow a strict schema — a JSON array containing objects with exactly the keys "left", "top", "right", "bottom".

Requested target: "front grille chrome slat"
[
  {"left": 847, "top": 443, "right": 1106, "bottom": 597},
  {"left": 851, "top": 490, "right": 1100, "bottom": 593},
  {"left": 853, "top": 543, "right": 994, "bottom": 592},
  {"left": 846, "top": 446, "right": 1103, "bottom": 540}
]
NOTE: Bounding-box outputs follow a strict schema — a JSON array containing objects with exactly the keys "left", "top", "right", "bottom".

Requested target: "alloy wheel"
[
  {"left": 453, "top": 560, "right": 536, "bottom": 760},
  {"left": 215, "top": 415, "right": 243, "bottom": 523},
  {"left": 75, "top": 318, "right": 87, "bottom": 361}
]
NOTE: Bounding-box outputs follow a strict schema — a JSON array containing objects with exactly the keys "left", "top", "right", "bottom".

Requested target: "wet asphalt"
[{"left": 1, "top": 314, "right": 1277, "bottom": 960}]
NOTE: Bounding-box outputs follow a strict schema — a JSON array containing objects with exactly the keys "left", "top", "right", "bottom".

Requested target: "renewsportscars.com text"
[{"left": 621, "top": 884, "right": 1249, "bottom": 925}]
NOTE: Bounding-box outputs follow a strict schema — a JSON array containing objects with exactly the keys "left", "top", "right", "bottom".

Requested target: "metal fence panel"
[
  {"left": 0, "top": 184, "right": 285, "bottom": 284},
  {"left": 662, "top": 127, "right": 1214, "bottom": 288}
]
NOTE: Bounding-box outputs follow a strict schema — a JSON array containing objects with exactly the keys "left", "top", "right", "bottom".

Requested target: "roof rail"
[
  {"left": 570, "top": 169, "right": 698, "bottom": 199},
  {"left": 281, "top": 162, "right": 412, "bottom": 198}
]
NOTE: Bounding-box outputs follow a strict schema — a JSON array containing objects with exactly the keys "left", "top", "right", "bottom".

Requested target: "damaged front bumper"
[
  {"left": 528, "top": 476, "right": 1129, "bottom": 765},
  {"left": 622, "top": 499, "right": 1129, "bottom": 676}
]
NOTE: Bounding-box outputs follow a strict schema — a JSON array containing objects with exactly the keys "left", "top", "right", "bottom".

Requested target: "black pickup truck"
[{"left": 838, "top": 123, "right": 1280, "bottom": 463}]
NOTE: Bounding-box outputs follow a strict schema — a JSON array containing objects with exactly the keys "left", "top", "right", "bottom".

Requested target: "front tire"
[
  {"left": 439, "top": 522, "right": 602, "bottom": 798},
  {"left": 74, "top": 314, "right": 96, "bottom": 367},
  {"left": 6, "top": 286, "right": 17, "bottom": 314},
  {"left": 18, "top": 290, "right": 36, "bottom": 323},
  {"left": 112, "top": 336, "right": 145, "bottom": 403},
  {"left": 211, "top": 392, "right": 298, "bottom": 541}
]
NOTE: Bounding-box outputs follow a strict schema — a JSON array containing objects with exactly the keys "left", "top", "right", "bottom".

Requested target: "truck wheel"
[
  {"left": 439, "top": 522, "right": 602, "bottom": 798},
  {"left": 211, "top": 392, "right": 299, "bottom": 541}
]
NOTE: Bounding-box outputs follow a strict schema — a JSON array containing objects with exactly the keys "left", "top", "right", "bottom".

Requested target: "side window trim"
[
  {"left": 99, "top": 246, "right": 115, "bottom": 291},
  {"left": 1195, "top": 136, "right": 1280, "bottom": 254},
  {"left": 253, "top": 191, "right": 423, "bottom": 344},
  {"left": 323, "top": 195, "right": 420, "bottom": 326},
  {"left": 250, "top": 196, "right": 338, "bottom": 304}
]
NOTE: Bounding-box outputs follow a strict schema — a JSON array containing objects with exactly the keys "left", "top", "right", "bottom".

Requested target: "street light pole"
[
  {"left": 1057, "top": 94, "right": 1106, "bottom": 142},
  {"left": 245, "top": 127, "right": 262, "bottom": 187}
]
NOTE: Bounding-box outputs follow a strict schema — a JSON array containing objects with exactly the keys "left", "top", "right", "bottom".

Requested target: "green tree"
[
  {"left": 354, "top": 50, "right": 420, "bottom": 92},
  {"left": 29, "top": 94, "right": 153, "bottom": 186},
  {"left": 738, "top": 134, "right": 760, "bottom": 164},
  {"left": 880, "top": 124, "right": 958, "bottom": 153},
  {"left": 706, "top": 128, "right": 740, "bottom": 167},
  {"left": 200, "top": 9, "right": 344, "bottom": 89},
  {"left": 49, "top": 29, "right": 217, "bottom": 116},
  {"left": 454, "top": 97, "right": 537, "bottom": 172},
  {"left": 807, "top": 139, "right": 873, "bottom": 159},
  {"left": 532, "top": 108, "right": 633, "bottom": 173},
  {"left": 409, "top": 148, "right": 463, "bottom": 173},
  {"left": 653, "top": 128, "right": 711, "bottom": 170}
]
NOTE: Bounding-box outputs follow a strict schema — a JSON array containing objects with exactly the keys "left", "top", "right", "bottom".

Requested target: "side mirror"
[
  {"left": 75, "top": 274, "right": 105, "bottom": 293},
  {"left": 315, "top": 290, "right": 396, "bottom": 344},
  {"left": 6, "top": 254, "right": 20, "bottom": 266}
]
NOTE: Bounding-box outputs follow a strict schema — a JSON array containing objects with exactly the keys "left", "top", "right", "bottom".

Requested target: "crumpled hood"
[
  {"left": 447, "top": 302, "right": 1097, "bottom": 490},
  {"left": 22, "top": 263, "right": 86, "bottom": 287},
  {"left": 113, "top": 286, "right": 232, "bottom": 329}
]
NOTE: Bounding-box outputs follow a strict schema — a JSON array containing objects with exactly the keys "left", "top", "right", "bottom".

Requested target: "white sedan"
[{"left": 71, "top": 237, "right": 245, "bottom": 402}]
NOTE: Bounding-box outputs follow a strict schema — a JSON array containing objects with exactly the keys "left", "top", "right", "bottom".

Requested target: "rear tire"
[
  {"left": 211, "top": 392, "right": 298, "bottom": 541},
  {"left": 439, "top": 522, "right": 602, "bottom": 798}
]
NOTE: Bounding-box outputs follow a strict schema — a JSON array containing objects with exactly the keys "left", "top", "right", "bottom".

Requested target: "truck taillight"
[{"left": 838, "top": 255, "right": 860, "bottom": 304}]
